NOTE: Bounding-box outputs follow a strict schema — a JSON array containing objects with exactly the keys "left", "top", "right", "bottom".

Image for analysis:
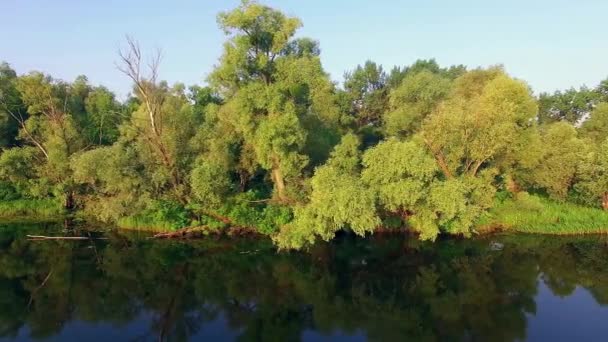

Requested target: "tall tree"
[
  {"left": 275, "top": 133, "right": 379, "bottom": 249},
  {"left": 2, "top": 72, "right": 85, "bottom": 208},
  {"left": 522, "top": 122, "right": 588, "bottom": 200},
  {"left": 421, "top": 67, "right": 537, "bottom": 179},
  {"left": 208, "top": 0, "right": 339, "bottom": 202},
  {"left": 384, "top": 70, "right": 451, "bottom": 137},
  {"left": 117, "top": 37, "right": 189, "bottom": 201},
  {"left": 343, "top": 61, "right": 388, "bottom": 128},
  {"left": 538, "top": 86, "right": 599, "bottom": 124},
  {"left": 0, "top": 62, "right": 23, "bottom": 149},
  {"left": 574, "top": 138, "right": 608, "bottom": 210},
  {"left": 580, "top": 103, "right": 608, "bottom": 144}
]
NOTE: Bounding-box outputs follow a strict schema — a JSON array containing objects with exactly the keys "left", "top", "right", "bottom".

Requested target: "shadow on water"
[{"left": 1, "top": 222, "right": 608, "bottom": 341}]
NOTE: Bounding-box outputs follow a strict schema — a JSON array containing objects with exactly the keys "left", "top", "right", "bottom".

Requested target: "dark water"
[{"left": 1, "top": 223, "right": 608, "bottom": 341}]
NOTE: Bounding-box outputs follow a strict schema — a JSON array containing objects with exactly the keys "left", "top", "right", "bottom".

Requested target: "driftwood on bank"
[
  {"left": 151, "top": 210, "right": 261, "bottom": 239},
  {"left": 152, "top": 226, "right": 208, "bottom": 239},
  {"left": 151, "top": 224, "right": 259, "bottom": 240},
  {"left": 27, "top": 235, "right": 108, "bottom": 241}
]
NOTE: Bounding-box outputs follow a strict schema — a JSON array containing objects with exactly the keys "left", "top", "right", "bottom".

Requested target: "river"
[{"left": 1, "top": 222, "right": 608, "bottom": 341}]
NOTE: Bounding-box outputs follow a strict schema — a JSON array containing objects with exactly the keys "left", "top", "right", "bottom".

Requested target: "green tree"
[
  {"left": 580, "top": 102, "right": 608, "bottom": 144},
  {"left": 538, "top": 86, "right": 599, "bottom": 124},
  {"left": 1, "top": 72, "right": 86, "bottom": 207},
  {"left": 83, "top": 86, "right": 124, "bottom": 145},
  {"left": 421, "top": 67, "right": 537, "bottom": 179},
  {"left": 208, "top": 0, "right": 340, "bottom": 202},
  {"left": 275, "top": 134, "right": 380, "bottom": 249},
  {"left": 0, "top": 62, "right": 23, "bottom": 149},
  {"left": 384, "top": 70, "right": 451, "bottom": 137},
  {"left": 523, "top": 122, "right": 588, "bottom": 199},
  {"left": 343, "top": 61, "right": 388, "bottom": 128},
  {"left": 574, "top": 139, "right": 608, "bottom": 209},
  {"left": 362, "top": 138, "right": 495, "bottom": 240}
]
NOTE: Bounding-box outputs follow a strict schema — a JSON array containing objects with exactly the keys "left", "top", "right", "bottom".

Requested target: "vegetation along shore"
[{"left": 1, "top": 1, "right": 608, "bottom": 249}]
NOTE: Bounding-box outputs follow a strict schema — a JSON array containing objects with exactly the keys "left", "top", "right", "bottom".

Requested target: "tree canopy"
[{"left": 1, "top": 0, "right": 608, "bottom": 249}]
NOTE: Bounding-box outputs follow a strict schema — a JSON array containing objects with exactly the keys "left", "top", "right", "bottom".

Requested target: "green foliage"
[
  {"left": 275, "top": 134, "right": 380, "bottom": 249},
  {"left": 580, "top": 103, "right": 608, "bottom": 144},
  {"left": 361, "top": 138, "right": 495, "bottom": 240},
  {"left": 1, "top": 2, "right": 608, "bottom": 250},
  {"left": 118, "top": 200, "right": 191, "bottom": 231},
  {"left": 480, "top": 193, "right": 608, "bottom": 234},
  {"left": 0, "top": 62, "right": 23, "bottom": 148},
  {"left": 0, "top": 182, "right": 19, "bottom": 201},
  {"left": 83, "top": 86, "right": 124, "bottom": 145},
  {"left": 421, "top": 68, "right": 538, "bottom": 179},
  {"left": 538, "top": 86, "right": 600, "bottom": 124},
  {"left": 190, "top": 159, "right": 232, "bottom": 208},
  {"left": 0, "top": 199, "right": 64, "bottom": 220},
  {"left": 522, "top": 122, "right": 588, "bottom": 199},
  {"left": 343, "top": 60, "right": 388, "bottom": 127},
  {"left": 384, "top": 70, "right": 451, "bottom": 136},
  {"left": 572, "top": 138, "right": 608, "bottom": 208}
]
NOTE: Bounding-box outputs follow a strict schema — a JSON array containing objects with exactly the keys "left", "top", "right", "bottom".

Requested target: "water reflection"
[{"left": 1, "top": 223, "right": 608, "bottom": 341}]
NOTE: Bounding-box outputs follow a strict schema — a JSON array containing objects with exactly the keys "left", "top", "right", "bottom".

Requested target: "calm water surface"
[{"left": 1, "top": 222, "right": 608, "bottom": 341}]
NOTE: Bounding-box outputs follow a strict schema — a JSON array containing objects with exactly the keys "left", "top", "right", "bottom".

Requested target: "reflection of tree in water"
[{"left": 1, "top": 225, "right": 608, "bottom": 341}]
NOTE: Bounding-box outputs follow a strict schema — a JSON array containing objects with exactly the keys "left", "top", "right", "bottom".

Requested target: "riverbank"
[
  {"left": 478, "top": 193, "right": 608, "bottom": 235},
  {"left": 2, "top": 194, "right": 608, "bottom": 238},
  {"left": 0, "top": 199, "right": 65, "bottom": 222}
]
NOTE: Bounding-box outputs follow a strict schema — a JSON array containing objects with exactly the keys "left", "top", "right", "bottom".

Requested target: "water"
[{"left": 1, "top": 223, "right": 608, "bottom": 341}]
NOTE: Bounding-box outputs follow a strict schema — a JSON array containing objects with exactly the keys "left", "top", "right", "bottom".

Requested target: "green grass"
[
  {"left": 0, "top": 199, "right": 66, "bottom": 221},
  {"left": 117, "top": 216, "right": 187, "bottom": 232},
  {"left": 478, "top": 193, "right": 608, "bottom": 235}
]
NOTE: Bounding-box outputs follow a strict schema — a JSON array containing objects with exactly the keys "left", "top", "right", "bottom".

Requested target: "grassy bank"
[
  {"left": 116, "top": 216, "right": 187, "bottom": 232},
  {"left": 0, "top": 199, "right": 65, "bottom": 222},
  {"left": 478, "top": 193, "right": 608, "bottom": 235},
  {"left": 3, "top": 194, "right": 608, "bottom": 238}
]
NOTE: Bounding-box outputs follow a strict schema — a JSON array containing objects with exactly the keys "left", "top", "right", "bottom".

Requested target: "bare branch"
[
  {"left": 0, "top": 99, "right": 49, "bottom": 159},
  {"left": 116, "top": 36, "right": 182, "bottom": 197}
]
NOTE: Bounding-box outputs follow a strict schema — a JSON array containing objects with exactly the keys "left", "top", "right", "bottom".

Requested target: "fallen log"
[
  {"left": 151, "top": 226, "right": 209, "bottom": 239},
  {"left": 151, "top": 224, "right": 260, "bottom": 239}
]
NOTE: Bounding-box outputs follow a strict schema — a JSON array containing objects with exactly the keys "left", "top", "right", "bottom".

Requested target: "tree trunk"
[
  {"left": 602, "top": 192, "right": 608, "bottom": 211},
  {"left": 505, "top": 175, "right": 520, "bottom": 194},
  {"left": 271, "top": 167, "right": 287, "bottom": 202},
  {"left": 238, "top": 170, "right": 249, "bottom": 192},
  {"left": 64, "top": 191, "right": 74, "bottom": 211}
]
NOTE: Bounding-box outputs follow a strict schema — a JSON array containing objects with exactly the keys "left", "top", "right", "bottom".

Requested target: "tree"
[
  {"left": 384, "top": 70, "right": 451, "bottom": 137},
  {"left": 0, "top": 62, "right": 23, "bottom": 149},
  {"left": 117, "top": 37, "right": 191, "bottom": 202},
  {"left": 275, "top": 134, "right": 380, "bottom": 249},
  {"left": 573, "top": 139, "right": 608, "bottom": 209},
  {"left": 421, "top": 67, "right": 537, "bottom": 179},
  {"left": 83, "top": 86, "right": 124, "bottom": 145},
  {"left": 343, "top": 61, "right": 388, "bottom": 128},
  {"left": 538, "top": 86, "right": 599, "bottom": 124},
  {"left": 580, "top": 103, "right": 608, "bottom": 144},
  {"left": 6, "top": 72, "right": 85, "bottom": 208},
  {"left": 523, "top": 122, "right": 588, "bottom": 199},
  {"left": 361, "top": 138, "right": 438, "bottom": 239},
  {"left": 386, "top": 59, "right": 466, "bottom": 89},
  {"left": 208, "top": 0, "right": 339, "bottom": 203},
  {"left": 362, "top": 138, "right": 495, "bottom": 240}
]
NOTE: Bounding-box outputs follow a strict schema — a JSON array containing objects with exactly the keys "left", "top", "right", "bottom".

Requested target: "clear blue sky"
[{"left": 2, "top": 0, "right": 607, "bottom": 97}]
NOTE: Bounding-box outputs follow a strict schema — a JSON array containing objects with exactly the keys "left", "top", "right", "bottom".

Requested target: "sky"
[{"left": 1, "top": 0, "right": 607, "bottom": 98}]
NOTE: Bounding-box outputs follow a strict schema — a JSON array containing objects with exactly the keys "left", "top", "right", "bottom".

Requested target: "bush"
[
  {"left": 478, "top": 192, "right": 608, "bottom": 235},
  {"left": 0, "top": 199, "right": 65, "bottom": 220},
  {"left": 118, "top": 200, "right": 192, "bottom": 231},
  {"left": 0, "top": 182, "right": 19, "bottom": 201},
  {"left": 206, "top": 191, "right": 294, "bottom": 235}
]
